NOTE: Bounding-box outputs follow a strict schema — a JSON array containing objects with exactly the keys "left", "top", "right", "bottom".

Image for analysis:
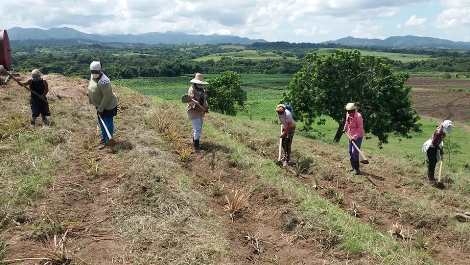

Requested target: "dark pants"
[
  {"left": 31, "top": 98, "right": 50, "bottom": 118},
  {"left": 426, "top": 146, "right": 439, "bottom": 181},
  {"left": 349, "top": 137, "right": 363, "bottom": 171},
  {"left": 281, "top": 131, "right": 294, "bottom": 162}
]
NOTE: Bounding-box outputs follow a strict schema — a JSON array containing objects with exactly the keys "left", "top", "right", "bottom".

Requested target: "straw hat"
[
  {"left": 345, "top": 102, "right": 356, "bottom": 111},
  {"left": 190, "top": 73, "right": 208, "bottom": 85},
  {"left": 90, "top": 61, "right": 102, "bottom": 71},
  {"left": 31, "top": 69, "right": 42, "bottom": 78},
  {"left": 276, "top": 104, "right": 286, "bottom": 113}
]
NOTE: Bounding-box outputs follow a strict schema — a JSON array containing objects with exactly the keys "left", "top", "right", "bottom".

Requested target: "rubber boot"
[
  {"left": 194, "top": 139, "right": 200, "bottom": 151},
  {"left": 31, "top": 117, "right": 37, "bottom": 126}
]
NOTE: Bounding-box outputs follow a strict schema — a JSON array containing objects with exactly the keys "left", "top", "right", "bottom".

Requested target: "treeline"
[
  {"left": 12, "top": 42, "right": 302, "bottom": 79},
  {"left": 11, "top": 40, "right": 470, "bottom": 79}
]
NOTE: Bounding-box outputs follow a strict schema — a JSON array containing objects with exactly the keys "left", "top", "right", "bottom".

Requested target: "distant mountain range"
[
  {"left": 7, "top": 27, "right": 265, "bottom": 45},
  {"left": 328, "top": 36, "right": 470, "bottom": 50},
  {"left": 7, "top": 27, "right": 470, "bottom": 50}
]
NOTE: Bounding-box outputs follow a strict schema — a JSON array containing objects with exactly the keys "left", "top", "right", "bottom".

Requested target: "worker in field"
[
  {"left": 343, "top": 102, "right": 364, "bottom": 175},
  {"left": 276, "top": 104, "right": 296, "bottom": 167},
  {"left": 422, "top": 120, "right": 453, "bottom": 185},
  {"left": 21, "top": 69, "right": 51, "bottom": 126},
  {"left": 87, "top": 61, "right": 118, "bottom": 148},
  {"left": 187, "top": 73, "right": 209, "bottom": 151}
]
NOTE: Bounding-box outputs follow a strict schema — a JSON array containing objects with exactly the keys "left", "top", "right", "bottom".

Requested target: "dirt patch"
[{"left": 406, "top": 77, "right": 470, "bottom": 122}]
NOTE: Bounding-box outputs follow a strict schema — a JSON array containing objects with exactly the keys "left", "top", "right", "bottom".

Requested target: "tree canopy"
[
  {"left": 206, "top": 71, "right": 247, "bottom": 115},
  {"left": 284, "top": 50, "right": 421, "bottom": 145}
]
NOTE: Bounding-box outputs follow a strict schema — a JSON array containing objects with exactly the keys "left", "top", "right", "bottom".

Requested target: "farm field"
[
  {"left": 317, "top": 48, "right": 433, "bottom": 62},
  {"left": 118, "top": 74, "right": 470, "bottom": 172},
  {"left": 193, "top": 49, "right": 298, "bottom": 62}
]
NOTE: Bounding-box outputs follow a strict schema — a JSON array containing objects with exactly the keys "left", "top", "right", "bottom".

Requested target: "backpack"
[{"left": 284, "top": 103, "right": 295, "bottom": 120}]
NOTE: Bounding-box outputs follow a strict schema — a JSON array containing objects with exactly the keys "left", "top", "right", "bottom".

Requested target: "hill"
[
  {"left": 330, "top": 35, "right": 470, "bottom": 50},
  {"left": 1, "top": 74, "right": 469, "bottom": 264},
  {"left": 7, "top": 27, "right": 266, "bottom": 45}
]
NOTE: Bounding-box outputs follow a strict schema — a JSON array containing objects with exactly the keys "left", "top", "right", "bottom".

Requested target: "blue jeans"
[
  {"left": 349, "top": 137, "right": 363, "bottom": 162},
  {"left": 98, "top": 116, "right": 114, "bottom": 144}
]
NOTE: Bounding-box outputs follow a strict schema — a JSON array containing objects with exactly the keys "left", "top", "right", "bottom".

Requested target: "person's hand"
[
  {"left": 280, "top": 132, "right": 287, "bottom": 138},
  {"left": 97, "top": 111, "right": 103, "bottom": 116}
]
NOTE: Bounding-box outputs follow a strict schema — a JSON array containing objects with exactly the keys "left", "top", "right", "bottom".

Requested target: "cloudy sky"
[{"left": 2, "top": 0, "right": 470, "bottom": 42}]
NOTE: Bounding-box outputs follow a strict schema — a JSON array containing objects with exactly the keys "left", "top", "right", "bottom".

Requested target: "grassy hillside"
[
  {"left": 117, "top": 75, "right": 470, "bottom": 173},
  {"left": 2, "top": 74, "right": 469, "bottom": 264}
]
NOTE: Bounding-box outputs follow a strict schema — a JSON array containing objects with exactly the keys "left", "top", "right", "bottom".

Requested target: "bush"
[{"left": 206, "top": 71, "right": 247, "bottom": 115}]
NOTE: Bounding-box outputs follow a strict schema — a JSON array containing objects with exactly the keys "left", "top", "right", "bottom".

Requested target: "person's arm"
[
  {"left": 20, "top": 79, "right": 32, "bottom": 89},
  {"left": 343, "top": 113, "right": 349, "bottom": 132},
  {"left": 43, "top": 80, "right": 49, "bottom": 96},
  {"left": 97, "top": 83, "right": 114, "bottom": 113}
]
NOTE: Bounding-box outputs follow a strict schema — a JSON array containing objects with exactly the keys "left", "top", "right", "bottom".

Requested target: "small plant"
[
  {"left": 45, "top": 229, "right": 72, "bottom": 265},
  {"left": 0, "top": 240, "right": 6, "bottom": 261},
  {"left": 324, "top": 188, "right": 344, "bottom": 205},
  {"left": 244, "top": 233, "right": 263, "bottom": 254},
  {"left": 224, "top": 189, "right": 249, "bottom": 221},
  {"left": 293, "top": 157, "right": 314, "bottom": 177}
]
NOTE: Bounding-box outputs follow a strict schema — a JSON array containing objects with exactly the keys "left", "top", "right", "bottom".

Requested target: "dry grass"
[{"left": 224, "top": 189, "right": 249, "bottom": 221}]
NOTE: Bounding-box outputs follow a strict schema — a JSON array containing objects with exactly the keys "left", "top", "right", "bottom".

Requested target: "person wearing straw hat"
[
  {"left": 422, "top": 120, "right": 453, "bottom": 185},
  {"left": 21, "top": 69, "right": 51, "bottom": 126},
  {"left": 343, "top": 102, "right": 364, "bottom": 175},
  {"left": 276, "top": 104, "right": 296, "bottom": 167},
  {"left": 87, "top": 61, "right": 118, "bottom": 148},
  {"left": 187, "top": 73, "right": 209, "bottom": 151}
]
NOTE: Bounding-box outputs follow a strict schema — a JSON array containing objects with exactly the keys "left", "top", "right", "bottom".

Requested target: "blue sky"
[{"left": 1, "top": 0, "right": 470, "bottom": 42}]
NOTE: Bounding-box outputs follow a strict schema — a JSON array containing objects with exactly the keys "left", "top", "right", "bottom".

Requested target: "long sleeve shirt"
[
  {"left": 278, "top": 109, "right": 296, "bottom": 134},
  {"left": 344, "top": 112, "right": 364, "bottom": 140},
  {"left": 88, "top": 74, "right": 118, "bottom": 113},
  {"left": 431, "top": 127, "right": 445, "bottom": 148}
]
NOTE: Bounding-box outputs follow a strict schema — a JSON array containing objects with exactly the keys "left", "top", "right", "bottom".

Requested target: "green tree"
[
  {"left": 206, "top": 71, "right": 247, "bottom": 115},
  {"left": 284, "top": 50, "right": 420, "bottom": 145}
]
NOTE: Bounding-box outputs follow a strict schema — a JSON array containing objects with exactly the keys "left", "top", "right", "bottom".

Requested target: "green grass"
[
  {"left": 200, "top": 115, "right": 434, "bottom": 264},
  {"left": 317, "top": 48, "right": 432, "bottom": 63},
  {"left": 119, "top": 74, "right": 470, "bottom": 175},
  {"left": 194, "top": 50, "right": 297, "bottom": 62}
]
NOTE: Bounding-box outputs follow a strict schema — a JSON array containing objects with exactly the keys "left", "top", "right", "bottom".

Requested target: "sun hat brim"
[{"left": 190, "top": 79, "right": 208, "bottom": 85}]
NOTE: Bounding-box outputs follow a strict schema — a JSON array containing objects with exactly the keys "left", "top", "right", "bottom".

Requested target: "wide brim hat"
[
  {"left": 31, "top": 69, "right": 42, "bottom": 77},
  {"left": 190, "top": 73, "right": 208, "bottom": 85},
  {"left": 345, "top": 102, "right": 356, "bottom": 111},
  {"left": 276, "top": 104, "right": 286, "bottom": 113}
]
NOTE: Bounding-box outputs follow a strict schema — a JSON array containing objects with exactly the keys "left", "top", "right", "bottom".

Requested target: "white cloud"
[
  {"left": 437, "top": 0, "right": 470, "bottom": 28},
  {"left": 0, "top": 0, "right": 433, "bottom": 42},
  {"left": 405, "top": 15, "right": 427, "bottom": 27}
]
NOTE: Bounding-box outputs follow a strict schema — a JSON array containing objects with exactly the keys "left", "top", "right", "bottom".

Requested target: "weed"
[
  {"left": 244, "top": 233, "right": 264, "bottom": 254},
  {"left": 224, "top": 189, "right": 249, "bottom": 221},
  {"left": 324, "top": 188, "right": 344, "bottom": 205},
  {"left": 0, "top": 240, "right": 6, "bottom": 261},
  {"left": 29, "top": 218, "right": 65, "bottom": 242},
  {"left": 293, "top": 157, "right": 314, "bottom": 177}
]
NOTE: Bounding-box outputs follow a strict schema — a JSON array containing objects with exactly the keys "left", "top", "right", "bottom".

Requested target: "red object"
[{"left": 0, "top": 30, "right": 12, "bottom": 70}]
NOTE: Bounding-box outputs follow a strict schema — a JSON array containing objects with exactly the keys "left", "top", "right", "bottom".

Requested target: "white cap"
[
  {"left": 441, "top": 120, "right": 453, "bottom": 134},
  {"left": 90, "top": 61, "right": 102, "bottom": 71}
]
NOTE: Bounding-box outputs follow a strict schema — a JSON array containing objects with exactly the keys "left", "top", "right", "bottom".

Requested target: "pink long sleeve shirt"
[{"left": 344, "top": 112, "right": 364, "bottom": 140}]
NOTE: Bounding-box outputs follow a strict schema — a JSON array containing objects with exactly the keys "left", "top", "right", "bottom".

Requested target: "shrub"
[{"left": 206, "top": 71, "right": 247, "bottom": 115}]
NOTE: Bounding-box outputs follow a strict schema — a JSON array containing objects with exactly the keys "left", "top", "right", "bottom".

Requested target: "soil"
[{"left": 406, "top": 77, "right": 470, "bottom": 122}]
